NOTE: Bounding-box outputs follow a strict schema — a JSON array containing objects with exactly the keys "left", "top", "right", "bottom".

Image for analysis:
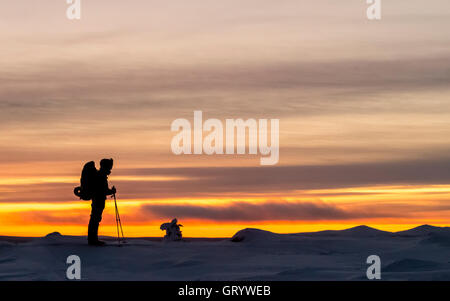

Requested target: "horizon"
[
  {"left": 1, "top": 0, "right": 450, "bottom": 238},
  {"left": 1, "top": 223, "right": 446, "bottom": 239},
  {"left": 0, "top": 224, "right": 450, "bottom": 240}
]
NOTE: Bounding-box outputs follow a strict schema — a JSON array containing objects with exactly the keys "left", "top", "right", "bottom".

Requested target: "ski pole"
[{"left": 113, "top": 193, "right": 125, "bottom": 245}]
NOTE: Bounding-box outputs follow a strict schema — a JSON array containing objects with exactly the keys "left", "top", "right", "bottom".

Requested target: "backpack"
[{"left": 74, "top": 161, "right": 97, "bottom": 201}]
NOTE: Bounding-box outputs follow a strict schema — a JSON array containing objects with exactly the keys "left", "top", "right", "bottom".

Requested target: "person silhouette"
[
  {"left": 88, "top": 158, "right": 116, "bottom": 246},
  {"left": 160, "top": 218, "right": 183, "bottom": 241}
]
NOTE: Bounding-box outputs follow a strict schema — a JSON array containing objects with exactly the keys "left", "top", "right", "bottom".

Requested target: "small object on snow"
[
  {"left": 160, "top": 218, "right": 183, "bottom": 241},
  {"left": 45, "top": 232, "right": 62, "bottom": 238}
]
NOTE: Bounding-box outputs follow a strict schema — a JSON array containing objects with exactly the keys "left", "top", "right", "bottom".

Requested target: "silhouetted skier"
[{"left": 88, "top": 158, "right": 116, "bottom": 246}]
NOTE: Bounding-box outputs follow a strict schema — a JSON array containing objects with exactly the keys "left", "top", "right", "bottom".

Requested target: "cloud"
[
  {"left": 2, "top": 158, "right": 450, "bottom": 203},
  {"left": 1, "top": 53, "right": 450, "bottom": 134},
  {"left": 113, "top": 159, "right": 450, "bottom": 199},
  {"left": 141, "top": 201, "right": 399, "bottom": 222}
]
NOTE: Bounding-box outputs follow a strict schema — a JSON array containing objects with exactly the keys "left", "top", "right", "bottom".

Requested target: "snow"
[{"left": 1, "top": 225, "right": 449, "bottom": 280}]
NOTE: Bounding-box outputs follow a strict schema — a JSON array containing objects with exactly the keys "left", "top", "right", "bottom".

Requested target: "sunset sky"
[{"left": 1, "top": 0, "right": 450, "bottom": 237}]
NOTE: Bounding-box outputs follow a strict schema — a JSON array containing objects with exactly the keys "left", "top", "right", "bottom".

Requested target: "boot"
[
  {"left": 88, "top": 240, "right": 106, "bottom": 246},
  {"left": 88, "top": 219, "right": 102, "bottom": 245}
]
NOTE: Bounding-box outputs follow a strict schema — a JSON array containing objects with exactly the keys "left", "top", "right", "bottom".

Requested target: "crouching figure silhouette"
[{"left": 160, "top": 218, "right": 183, "bottom": 241}]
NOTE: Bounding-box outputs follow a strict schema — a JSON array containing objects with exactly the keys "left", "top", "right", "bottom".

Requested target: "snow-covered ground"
[{"left": 1, "top": 225, "right": 449, "bottom": 280}]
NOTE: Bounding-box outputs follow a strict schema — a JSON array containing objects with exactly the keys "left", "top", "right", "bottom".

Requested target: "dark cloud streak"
[
  {"left": 1, "top": 55, "right": 450, "bottom": 127},
  {"left": 141, "top": 201, "right": 399, "bottom": 222},
  {"left": 2, "top": 159, "right": 450, "bottom": 203}
]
